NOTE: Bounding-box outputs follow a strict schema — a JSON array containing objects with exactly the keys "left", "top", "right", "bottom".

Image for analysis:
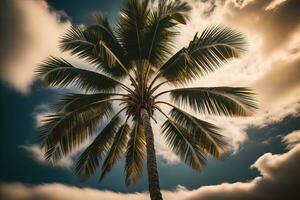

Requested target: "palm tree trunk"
[{"left": 140, "top": 108, "right": 163, "bottom": 200}]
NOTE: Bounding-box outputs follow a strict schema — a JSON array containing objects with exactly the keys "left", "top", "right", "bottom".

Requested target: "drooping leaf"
[
  {"left": 169, "top": 107, "right": 227, "bottom": 158},
  {"left": 100, "top": 123, "right": 130, "bottom": 181},
  {"left": 75, "top": 115, "right": 122, "bottom": 181},
  {"left": 168, "top": 87, "right": 257, "bottom": 116},
  {"left": 60, "top": 25, "right": 127, "bottom": 78},
  {"left": 38, "top": 100, "right": 113, "bottom": 162},
  {"left": 143, "top": 0, "right": 191, "bottom": 66},
  {"left": 116, "top": 0, "right": 150, "bottom": 61},
  {"left": 51, "top": 93, "right": 114, "bottom": 112},
  {"left": 36, "top": 56, "right": 120, "bottom": 92},
  {"left": 158, "top": 26, "right": 247, "bottom": 84},
  {"left": 161, "top": 119, "right": 206, "bottom": 170},
  {"left": 60, "top": 26, "right": 100, "bottom": 64},
  {"left": 125, "top": 122, "right": 146, "bottom": 186}
]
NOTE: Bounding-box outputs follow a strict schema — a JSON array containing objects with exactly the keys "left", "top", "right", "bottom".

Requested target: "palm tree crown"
[{"left": 36, "top": 0, "right": 257, "bottom": 200}]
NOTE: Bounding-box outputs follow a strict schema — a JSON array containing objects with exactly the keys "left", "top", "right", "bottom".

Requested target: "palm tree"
[{"left": 36, "top": 0, "right": 257, "bottom": 199}]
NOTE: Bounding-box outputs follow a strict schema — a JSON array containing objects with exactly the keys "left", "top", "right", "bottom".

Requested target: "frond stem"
[
  {"left": 153, "top": 89, "right": 173, "bottom": 99},
  {"left": 149, "top": 80, "right": 169, "bottom": 96}
]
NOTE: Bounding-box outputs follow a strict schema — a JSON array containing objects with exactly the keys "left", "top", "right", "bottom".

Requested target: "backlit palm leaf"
[
  {"left": 100, "top": 123, "right": 130, "bottom": 181},
  {"left": 169, "top": 107, "right": 227, "bottom": 158},
  {"left": 125, "top": 122, "right": 146, "bottom": 186},
  {"left": 116, "top": 0, "right": 150, "bottom": 61},
  {"left": 51, "top": 93, "right": 114, "bottom": 112},
  {"left": 76, "top": 115, "right": 121, "bottom": 181},
  {"left": 60, "top": 26, "right": 100, "bottom": 64},
  {"left": 161, "top": 118, "right": 206, "bottom": 170},
  {"left": 158, "top": 26, "right": 247, "bottom": 84},
  {"left": 167, "top": 87, "right": 257, "bottom": 116},
  {"left": 36, "top": 56, "right": 120, "bottom": 92},
  {"left": 38, "top": 100, "right": 113, "bottom": 162},
  {"left": 60, "top": 25, "right": 126, "bottom": 78},
  {"left": 143, "top": 0, "right": 191, "bottom": 66}
]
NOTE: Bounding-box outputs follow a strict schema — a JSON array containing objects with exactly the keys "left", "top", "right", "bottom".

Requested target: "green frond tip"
[
  {"left": 169, "top": 107, "right": 228, "bottom": 158},
  {"left": 59, "top": 26, "right": 99, "bottom": 64},
  {"left": 51, "top": 93, "right": 114, "bottom": 112},
  {"left": 75, "top": 115, "right": 122, "bottom": 181},
  {"left": 115, "top": 0, "right": 150, "bottom": 61},
  {"left": 38, "top": 101, "right": 114, "bottom": 163},
  {"left": 169, "top": 87, "right": 257, "bottom": 116},
  {"left": 161, "top": 119, "right": 206, "bottom": 171},
  {"left": 60, "top": 24, "right": 127, "bottom": 78},
  {"left": 158, "top": 26, "right": 248, "bottom": 84},
  {"left": 125, "top": 122, "right": 146, "bottom": 186},
  {"left": 142, "top": 0, "right": 192, "bottom": 66},
  {"left": 100, "top": 123, "right": 130, "bottom": 181},
  {"left": 36, "top": 56, "right": 120, "bottom": 92}
]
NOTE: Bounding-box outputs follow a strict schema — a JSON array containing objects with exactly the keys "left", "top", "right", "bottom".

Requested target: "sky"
[{"left": 0, "top": 0, "right": 300, "bottom": 199}]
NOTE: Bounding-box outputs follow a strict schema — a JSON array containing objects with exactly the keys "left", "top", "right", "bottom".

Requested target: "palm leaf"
[
  {"left": 143, "top": 0, "right": 191, "bottom": 66},
  {"left": 158, "top": 26, "right": 247, "bottom": 84},
  {"left": 60, "top": 25, "right": 126, "bottom": 78},
  {"left": 38, "top": 100, "right": 113, "bottom": 162},
  {"left": 169, "top": 107, "right": 227, "bottom": 158},
  {"left": 167, "top": 87, "right": 257, "bottom": 116},
  {"left": 124, "top": 121, "right": 146, "bottom": 186},
  {"left": 161, "top": 118, "right": 206, "bottom": 170},
  {"left": 116, "top": 0, "right": 150, "bottom": 61},
  {"left": 36, "top": 56, "right": 120, "bottom": 92},
  {"left": 51, "top": 93, "right": 113, "bottom": 112},
  {"left": 100, "top": 122, "right": 130, "bottom": 181},
  {"left": 60, "top": 26, "right": 100, "bottom": 64},
  {"left": 75, "top": 114, "right": 122, "bottom": 181}
]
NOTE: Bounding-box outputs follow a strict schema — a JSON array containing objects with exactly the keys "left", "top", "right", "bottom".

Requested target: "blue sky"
[{"left": 0, "top": 0, "right": 300, "bottom": 199}]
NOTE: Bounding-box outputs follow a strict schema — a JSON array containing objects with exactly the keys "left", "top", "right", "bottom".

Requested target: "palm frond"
[
  {"left": 161, "top": 117, "right": 206, "bottom": 170},
  {"left": 51, "top": 93, "right": 113, "bottom": 112},
  {"left": 60, "top": 26, "right": 100, "bottom": 64},
  {"left": 116, "top": 0, "right": 150, "bottom": 61},
  {"left": 167, "top": 87, "right": 257, "bottom": 116},
  {"left": 100, "top": 122, "right": 130, "bottom": 181},
  {"left": 60, "top": 25, "right": 126, "bottom": 78},
  {"left": 36, "top": 57, "right": 120, "bottom": 92},
  {"left": 124, "top": 121, "right": 146, "bottom": 186},
  {"left": 158, "top": 26, "right": 247, "bottom": 84},
  {"left": 75, "top": 114, "right": 122, "bottom": 181},
  {"left": 169, "top": 107, "right": 227, "bottom": 158},
  {"left": 38, "top": 100, "right": 114, "bottom": 162},
  {"left": 143, "top": 0, "right": 191, "bottom": 66}
]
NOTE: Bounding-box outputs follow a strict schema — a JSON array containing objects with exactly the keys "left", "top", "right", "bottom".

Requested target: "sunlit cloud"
[
  {"left": 265, "top": 0, "right": 287, "bottom": 10},
  {"left": 0, "top": 0, "right": 71, "bottom": 93},
  {"left": 282, "top": 130, "right": 300, "bottom": 150}
]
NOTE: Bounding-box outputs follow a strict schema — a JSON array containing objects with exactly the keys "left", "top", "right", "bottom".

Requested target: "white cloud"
[
  {"left": 19, "top": 144, "right": 73, "bottom": 169},
  {"left": 265, "top": 0, "right": 287, "bottom": 10},
  {"left": 0, "top": 0, "right": 70, "bottom": 93},
  {"left": 282, "top": 130, "right": 300, "bottom": 150},
  {"left": 2, "top": 130, "right": 300, "bottom": 200}
]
